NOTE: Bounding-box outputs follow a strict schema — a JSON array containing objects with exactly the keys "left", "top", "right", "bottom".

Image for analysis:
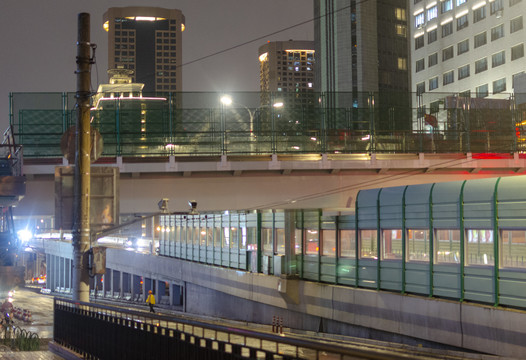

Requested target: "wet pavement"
[{"left": 0, "top": 286, "right": 61, "bottom": 359}]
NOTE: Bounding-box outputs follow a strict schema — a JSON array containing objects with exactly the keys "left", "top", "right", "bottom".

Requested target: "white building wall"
[{"left": 410, "top": 0, "right": 526, "bottom": 127}]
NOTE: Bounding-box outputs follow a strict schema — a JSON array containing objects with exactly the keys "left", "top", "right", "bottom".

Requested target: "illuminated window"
[
  {"left": 407, "top": 229, "right": 429, "bottom": 261},
  {"left": 398, "top": 57, "right": 407, "bottom": 70},
  {"left": 360, "top": 230, "right": 377, "bottom": 258},
  {"left": 466, "top": 229, "right": 494, "bottom": 265},
  {"left": 340, "top": 229, "right": 356, "bottom": 258},
  {"left": 441, "top": 0, "right": 453, "bottom": 13},
  {"left": 457, "top": 0, "right": 467, "bottom": 5},
  {"left": 395, "top": 24, "right": 407, "bottom": 37},
  {"left": 415, "top": 12, "right": 425, "bottom": 28},
  {"left": 322, "top": 229, "right": 336, "bottom": 256},
  {"left": 435, "top": 229, "right": 460, "bottom": 263},
  {"left": 382, "top": 230, "right": 402, "bottom": 260},
  {"left": 427, "top": 6, "right": 438, "bottom": 20},
  {"left": 276, "top": 228, "right": 285, "bottom": 255},
  {"left": 395, "top": 8, "right": 406, "bottom": 20},
  {"left": 305, "top": 229, "right": 319, "bottom": 255},
  {"left": 501, "top": 230, "right": 526, "bottom": 268},
  {"left": 262, "top": 228, "right": 273, "bottom": 254}
]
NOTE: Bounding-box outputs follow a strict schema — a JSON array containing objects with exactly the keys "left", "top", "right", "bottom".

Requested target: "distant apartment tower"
[
  {"left": 258, "top": 40, "right": 315, "bottom": 107},
  {"left": 314, "top": 0, "right": 410, "bottom": 130},
  {"left": 410, "top": 0, "right": 526, "bottom": 130},
  {"left": 103, "top": 7, "right": 185, "bottom": 93}
]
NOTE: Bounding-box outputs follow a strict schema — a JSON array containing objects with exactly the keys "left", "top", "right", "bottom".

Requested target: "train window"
[
  {"left": 230, "top": 227, "right": 238, "bottom": 249},
  {"left": 246, "top": 227, "right": 257, "bottom": 250},
  {"left": 206, "top": 226, "right": 214, "bottom": 247},
  {"left": 382, "top": 230, "right": 403, "bottom": 260},
  {"left": 276, "top": 228, "right": 285, "bottom": 255},
  {"left": 435, "top": 229, "right": 460, "bottom": 263},
  {"left": 322, "top": 229, "right": 336, "bottom": 256},
  {"left": 466, "top": 229, "right": 494, "bottom": 265},
  {"left": 239, "top": 226, "right": 247, "bottom": 250},
  {"left": 199, "top": 227, "right": 207, "bottom": 246},
  {"left": 193, "top": 227, "right": 199, "bottom": 246},
  {"left": 407, "top": 229, "right": 429, "bottom": 262},
  {"left": 500, "top": 230, "right": 526, "bottom": 268},
  {"left": 181, "top": 226, "right": 187, "bottom": 245},
  {"left": 175, "top": 225, "right": 182, "bottom": 243},
  {"left": 360, "top": 230, "right": 377, "bottom": 259},
  {"left": 305, "top": 229, "right": 319, "bottom": 255},
  {"left": 213, "top": 227, "right": 221, "bottom": 248},
  {"left": 222, "top": 227, "right": 230, "bottom": 248},
  {"left": 294, "top": 228, "right": 303, "bottom": 255},
  {"left": 339, "top": 230, "right": 356, "bottom": 258},
  {"left": 262, "top": 228, "right": 273, "bottom": 255}
]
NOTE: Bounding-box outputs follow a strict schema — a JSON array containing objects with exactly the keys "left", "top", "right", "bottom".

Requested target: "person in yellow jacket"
[{"left": 146, "top": 290, "right": 156, "bottom": 313}]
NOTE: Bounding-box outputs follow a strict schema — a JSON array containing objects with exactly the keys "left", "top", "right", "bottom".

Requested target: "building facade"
[
  {"left": 258, "top": 40, "right": 315, "bottom": 107},
  {"left": 410, "top": 0, "right": 526, "bottom": 130},
  {"left": 103, "top": 7, "right": 185, "bottom": 93},
  {"left": 314, "top": 0, "right": 411, "bottom": 131}
]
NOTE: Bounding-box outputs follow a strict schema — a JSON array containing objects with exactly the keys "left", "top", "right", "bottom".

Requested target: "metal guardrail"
[
  {"left": 53, "top": 297, "right": 436, "bottom": 360},
  {"left": 10, "top": 91, "right": 525, "bottom": 158}
]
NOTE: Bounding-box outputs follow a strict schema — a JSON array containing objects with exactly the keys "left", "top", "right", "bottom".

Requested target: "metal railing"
[
  {"left": 10, "top": 91, "right": 526, "bottom": 158},
  {"left": 53, "top": 297, "right": 431, "bottom": 359}
]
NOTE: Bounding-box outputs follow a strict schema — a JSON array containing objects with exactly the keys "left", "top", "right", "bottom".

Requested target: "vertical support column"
[{"left": 72, "top": 12, "right": 92, "bottom": 303}]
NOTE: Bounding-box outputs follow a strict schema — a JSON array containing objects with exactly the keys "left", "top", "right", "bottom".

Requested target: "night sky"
[{"left": 0, "top": 0, "right": 313, "bottom": 129}]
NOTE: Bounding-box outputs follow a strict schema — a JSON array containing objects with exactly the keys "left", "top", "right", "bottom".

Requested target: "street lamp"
[{"left": 220, "top": 95, "right": 258, "bottom": 155}]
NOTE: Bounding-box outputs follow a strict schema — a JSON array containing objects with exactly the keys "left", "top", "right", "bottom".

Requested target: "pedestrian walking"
[{"left": 146, "top": 290, "right": 156, "bottom": 313}]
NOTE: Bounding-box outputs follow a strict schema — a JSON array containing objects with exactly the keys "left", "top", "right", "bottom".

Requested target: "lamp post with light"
[{"left": 220, "top": 95, "right": 258, "bottom": 154}]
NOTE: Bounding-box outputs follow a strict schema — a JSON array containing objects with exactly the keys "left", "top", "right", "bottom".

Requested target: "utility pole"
[{"left": 72, "top": 13, "right": 92, "bottom": 302}]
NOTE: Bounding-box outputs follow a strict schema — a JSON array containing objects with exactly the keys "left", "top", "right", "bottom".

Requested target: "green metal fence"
[{"left": 9, "top": 91, "right": 525, "bottom": 158}]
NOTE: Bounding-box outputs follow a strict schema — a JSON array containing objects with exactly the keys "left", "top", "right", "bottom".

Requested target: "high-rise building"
[
  {"left": 103, "top": 7, "right": 185, "bottom": 93},
  {"left": 410, "top": 0, "right": 526, "bottom": 130},
  {"left": 258, "top": 40, "right": 315, "bottom": 107},
  {"left": 314, "top": 0, "right": 410, "bottom": 131}
]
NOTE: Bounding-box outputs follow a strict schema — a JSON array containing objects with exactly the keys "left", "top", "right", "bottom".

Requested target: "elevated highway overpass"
[{"left": 16, "top": 152, "right": 526, "bottom": 217}]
